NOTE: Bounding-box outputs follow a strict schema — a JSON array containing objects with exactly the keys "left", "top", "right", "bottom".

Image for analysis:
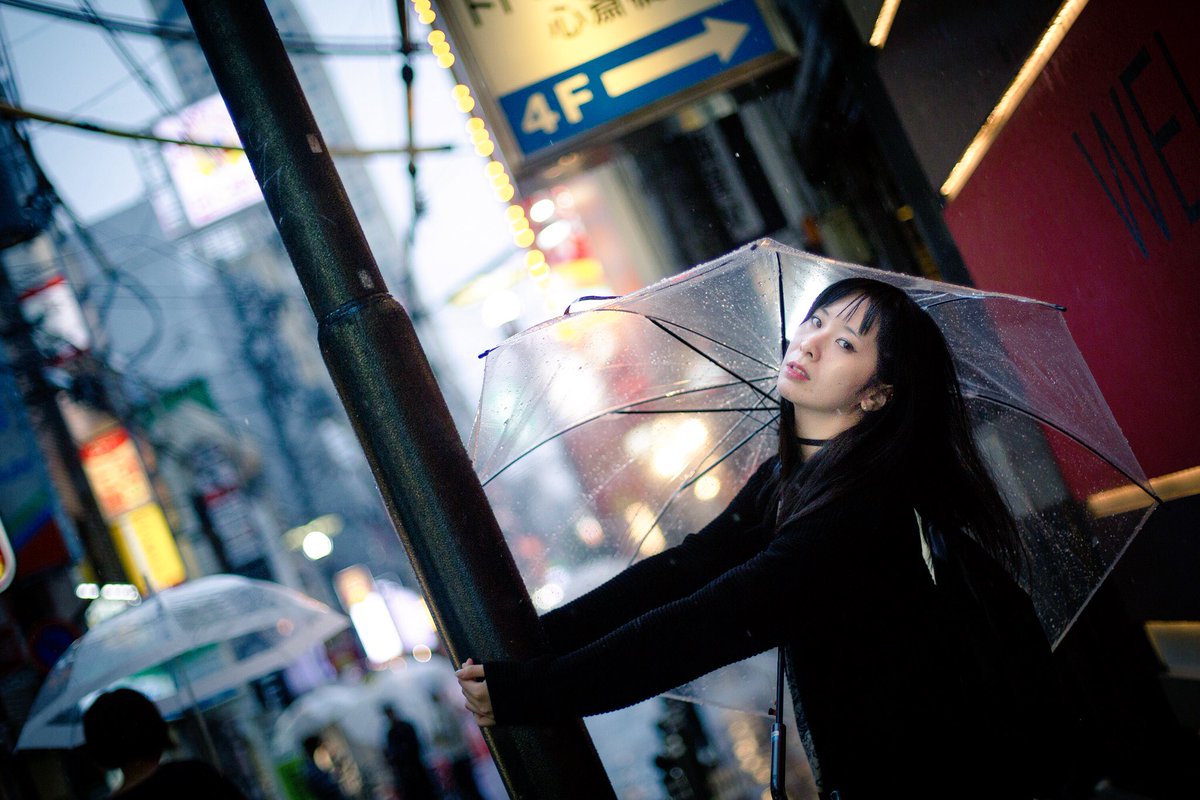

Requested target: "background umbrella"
[
  {"left": 470, "top": 238, "right": 1158, "bottom": 715},
  {"left": 17, "top": 573, "right": 349, "bottom": 750}
]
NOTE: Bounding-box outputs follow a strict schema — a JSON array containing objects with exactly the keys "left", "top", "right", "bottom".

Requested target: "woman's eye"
[
  {"left": 809, "top": 316, "right": 822, "bottom": 328},
  {"left": 837, "top": 339, "right": 854, "bottom": 351}
]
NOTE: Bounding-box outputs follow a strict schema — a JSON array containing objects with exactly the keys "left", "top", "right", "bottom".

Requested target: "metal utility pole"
[{"left": 179, "top": 2, "right": 614, "bottom": 796}]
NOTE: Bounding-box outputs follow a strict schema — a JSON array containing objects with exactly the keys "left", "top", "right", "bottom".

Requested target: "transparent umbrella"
[
  {"left": 17, "top": 574, "right": 349, "bottom": 750},
  {"left": 470, "top": 238, "right": 1158, "bottom": 715}
]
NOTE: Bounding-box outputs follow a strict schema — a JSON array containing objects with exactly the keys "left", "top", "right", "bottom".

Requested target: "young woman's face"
[{"left": 777, "top": 294, "right": 887, "bottom": 432}]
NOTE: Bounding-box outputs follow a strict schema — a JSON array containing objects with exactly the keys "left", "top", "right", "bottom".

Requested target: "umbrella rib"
[
  {"left": 615, "top": 408, "right": 781, "bottom": 415},
  {"left": 921, "top": 294, "right": 1067, "bottom": 312},
  {"left": 481, "top": 376, "right": 776, "bottom": 486},
  {"left": 616, "top": 375, "right": 777, "bottom": 411},
  {"left": 777, "top": 251, "right": 788, "bottom": 361},
  {"left": 968, "top": 391, "right": 1163, "bottom": 504},
  {"left": 639, "top": 316, "right": 777, "bottom": 403},
  {"left": 596, "top": 307, "right": 780, "bottom": 374},
  {"left": 627, "top": 408, "right": 781, "bottom": 565}
]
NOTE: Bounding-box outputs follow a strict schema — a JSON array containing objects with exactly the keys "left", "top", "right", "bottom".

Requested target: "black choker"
[{"left": 796, "top": 436, "right": 829, "bottom": 446}]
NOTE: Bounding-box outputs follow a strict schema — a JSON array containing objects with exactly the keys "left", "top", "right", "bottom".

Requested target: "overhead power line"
[
  {"left": 0, "top": 99, "right": 455, "bottom": 157},
  {"left": 0, "top": 0, "right": 419, "bottom": 56}
]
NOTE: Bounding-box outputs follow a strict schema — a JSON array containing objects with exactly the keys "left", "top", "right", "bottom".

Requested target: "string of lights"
[{"left": 410, "top": 0, "right": 551, "bottom": 294}]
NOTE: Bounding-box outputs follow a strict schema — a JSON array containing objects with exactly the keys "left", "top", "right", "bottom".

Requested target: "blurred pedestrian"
[
  {"left": 301, "top": 735, "right": 348, "bottom": 800},
  {"left": 382, "top": 704, "right": 437, "bottom": 800},
  {"left": 81, "top": 687, "right": 247, "bottom": 799},
  {"left": 426, "top": 690, "right": 484, "bottom": 800}
]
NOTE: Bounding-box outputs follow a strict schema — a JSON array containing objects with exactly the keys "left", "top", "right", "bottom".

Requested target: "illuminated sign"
[
  {"left": 438, "top": 0, "right": 792, "bottom": 170},
  {"left": 17, "top": 274, "right": 91, "bottom": 364},
  {"left": 80, "top": 427, "right": 185, "bottom": 592},
  {"left": 79, "top": 428, "right": 154, "bottom": 519},
  {"left": 334, "top": 566, "right": 403, "bottom": 664},
  {"left": 1, "top": 361, "right": 78, "bottom": 582},
  {"left": 110, "top": 502, "right": 187, "bottom": 594},
  {"left": 153, "top": 94, "right": 263, "bottom": 231}
]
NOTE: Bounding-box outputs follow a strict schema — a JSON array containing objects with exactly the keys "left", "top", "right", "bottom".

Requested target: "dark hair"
[
  {"left": 775, "top": 277, "right": 1022, "bottom": 574},
  {"left": 82, "top": 688, "right": 170, "bottom": 770}
]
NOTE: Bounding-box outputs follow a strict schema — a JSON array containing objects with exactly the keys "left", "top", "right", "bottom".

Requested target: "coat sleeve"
[
  {"left": 486, "top": 497, "right": 856, "bottom": 724},
  {"left": 539, "top": 457, "right": 778, "bottom": 655}
]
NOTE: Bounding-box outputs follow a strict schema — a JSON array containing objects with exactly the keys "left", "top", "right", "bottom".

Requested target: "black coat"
[{"left": 486, "top": 458, "right": 1063, "bottom": 797}]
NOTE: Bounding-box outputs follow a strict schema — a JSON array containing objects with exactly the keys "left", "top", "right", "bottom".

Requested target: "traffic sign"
[{"left": 437, "top": 0, "right": 793, "bottom": 172}]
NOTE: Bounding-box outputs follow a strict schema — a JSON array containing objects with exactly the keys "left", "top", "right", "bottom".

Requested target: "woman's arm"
[
  {"left": 540, "top": 457, "right": 779, "bottom": 654},
  {"left": 474, "top": 497, "right": 857, "bottom": 725}
]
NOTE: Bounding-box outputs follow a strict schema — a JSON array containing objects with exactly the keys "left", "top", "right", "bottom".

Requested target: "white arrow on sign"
[{"left": 600, "top": 17, "right": 750, "bottom": 99}]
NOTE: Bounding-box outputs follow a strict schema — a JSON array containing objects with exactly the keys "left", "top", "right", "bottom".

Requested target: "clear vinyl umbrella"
[
  {"left": 18, "top": 574, "right": 349, "bottom": 750},
  {"left": 470, "top": 238, "right": 1158, "bottom": 715}
]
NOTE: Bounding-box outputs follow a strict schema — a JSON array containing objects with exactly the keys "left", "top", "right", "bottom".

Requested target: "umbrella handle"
[
  {"left": 770, "top": 646, "right": 788, "bottom": 800},
  {"left": 770, "top": 719, "right": 788, "bottom": 800}
]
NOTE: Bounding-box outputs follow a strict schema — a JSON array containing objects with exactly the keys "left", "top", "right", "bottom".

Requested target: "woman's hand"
[{"left": 456, "top": 658, "right": 495, "bottom": 727}]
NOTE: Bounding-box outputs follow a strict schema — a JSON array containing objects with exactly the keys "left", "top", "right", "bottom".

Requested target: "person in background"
[
  {"left": 382, "top": 704, "right": 437, "bottom": 800},
  {"left": 426, "top": 690, "right": 484, "bottom": 800},
  {"left": 81, "top": 687, "right": 247, "bottom": 799},
  {"left": 301, "top": 734, "right": 348, "bottom": 800}
]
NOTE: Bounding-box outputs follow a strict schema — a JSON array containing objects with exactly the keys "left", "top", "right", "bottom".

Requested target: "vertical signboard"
[
  {"left": 0, "top": 362, "right": 79, "bottom": 582},
  {"left": 438, "top": 0, "right": 794, "bottom": 172},
  {"left": 79, "top": 427, "right": 186, "bottom": 592}
]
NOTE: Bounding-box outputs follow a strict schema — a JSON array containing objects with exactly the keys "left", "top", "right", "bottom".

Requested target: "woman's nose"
[{"left": 796, "top": 332, "right": 820, "bottom": 359}]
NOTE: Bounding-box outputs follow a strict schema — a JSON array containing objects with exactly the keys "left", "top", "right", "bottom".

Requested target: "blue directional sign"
[{"left": 496, "top": 0, "right": 782, "bottom": 160}]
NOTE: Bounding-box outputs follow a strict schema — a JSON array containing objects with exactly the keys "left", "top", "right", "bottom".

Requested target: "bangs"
[{"left": 807, "top": 281, "right": 889, "bottom": 337}]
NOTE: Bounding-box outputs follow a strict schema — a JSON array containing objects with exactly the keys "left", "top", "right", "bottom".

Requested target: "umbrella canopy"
[
  {"left": 18, "top": 574, "right": 349, "bottom": 750},
  {"left": 271, "top": 657, "right": 460, "bottom": 755},
  {"left": 470, "top": 238, "right": 1156, "bottom": 712},
  {"left": 271, "top": 683, "right": 362, "bottom": 754}
]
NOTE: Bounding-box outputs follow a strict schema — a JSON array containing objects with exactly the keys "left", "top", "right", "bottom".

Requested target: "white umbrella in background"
[
  {"left": 17, "top": 574, "right": 349, "bottom": 750},
  {"left": 271, "top": 683, "right": 362, "bottom": 754}
]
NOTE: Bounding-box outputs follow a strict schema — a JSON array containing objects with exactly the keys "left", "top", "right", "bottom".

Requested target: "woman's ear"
[{"left": 860, "top": 384, "right": 893, "bottom": 412}]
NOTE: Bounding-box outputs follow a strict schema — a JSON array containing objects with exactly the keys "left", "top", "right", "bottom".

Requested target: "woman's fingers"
[
  {"left": 456, "top": 659, "right": 494, "bottom": 726},
  {"left": 456, "top": 661, "right": 486, "bottom": 681}
]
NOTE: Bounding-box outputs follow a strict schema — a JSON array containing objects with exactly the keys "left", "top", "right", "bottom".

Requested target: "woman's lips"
[{"left": 783, "top": 362, "right": 809, "bottom": 381}]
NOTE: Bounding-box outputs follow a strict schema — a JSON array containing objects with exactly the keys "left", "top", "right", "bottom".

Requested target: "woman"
[{"left": 458, "top": 278, "right": 1062, "bottom": 798}]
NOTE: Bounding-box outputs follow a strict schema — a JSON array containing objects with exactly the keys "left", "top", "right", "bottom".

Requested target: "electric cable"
[
  {"left": 0, "top": 99, "right": 456, "bottom": 156},
  {"left": 0, "top": 0, "right": 422, "bottom": 56},
  {"left": 76, "top": 0, "right": 176, "bottom": 117}
]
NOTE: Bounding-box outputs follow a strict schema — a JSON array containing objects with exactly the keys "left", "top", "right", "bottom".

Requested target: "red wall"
[{"left": 944, "top": 0, "right": 1199, "bottom": 479}]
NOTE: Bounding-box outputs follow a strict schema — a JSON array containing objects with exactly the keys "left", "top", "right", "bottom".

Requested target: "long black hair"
[{"left": 774, "top": 278, "right": 1023, "bottom": 575}]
